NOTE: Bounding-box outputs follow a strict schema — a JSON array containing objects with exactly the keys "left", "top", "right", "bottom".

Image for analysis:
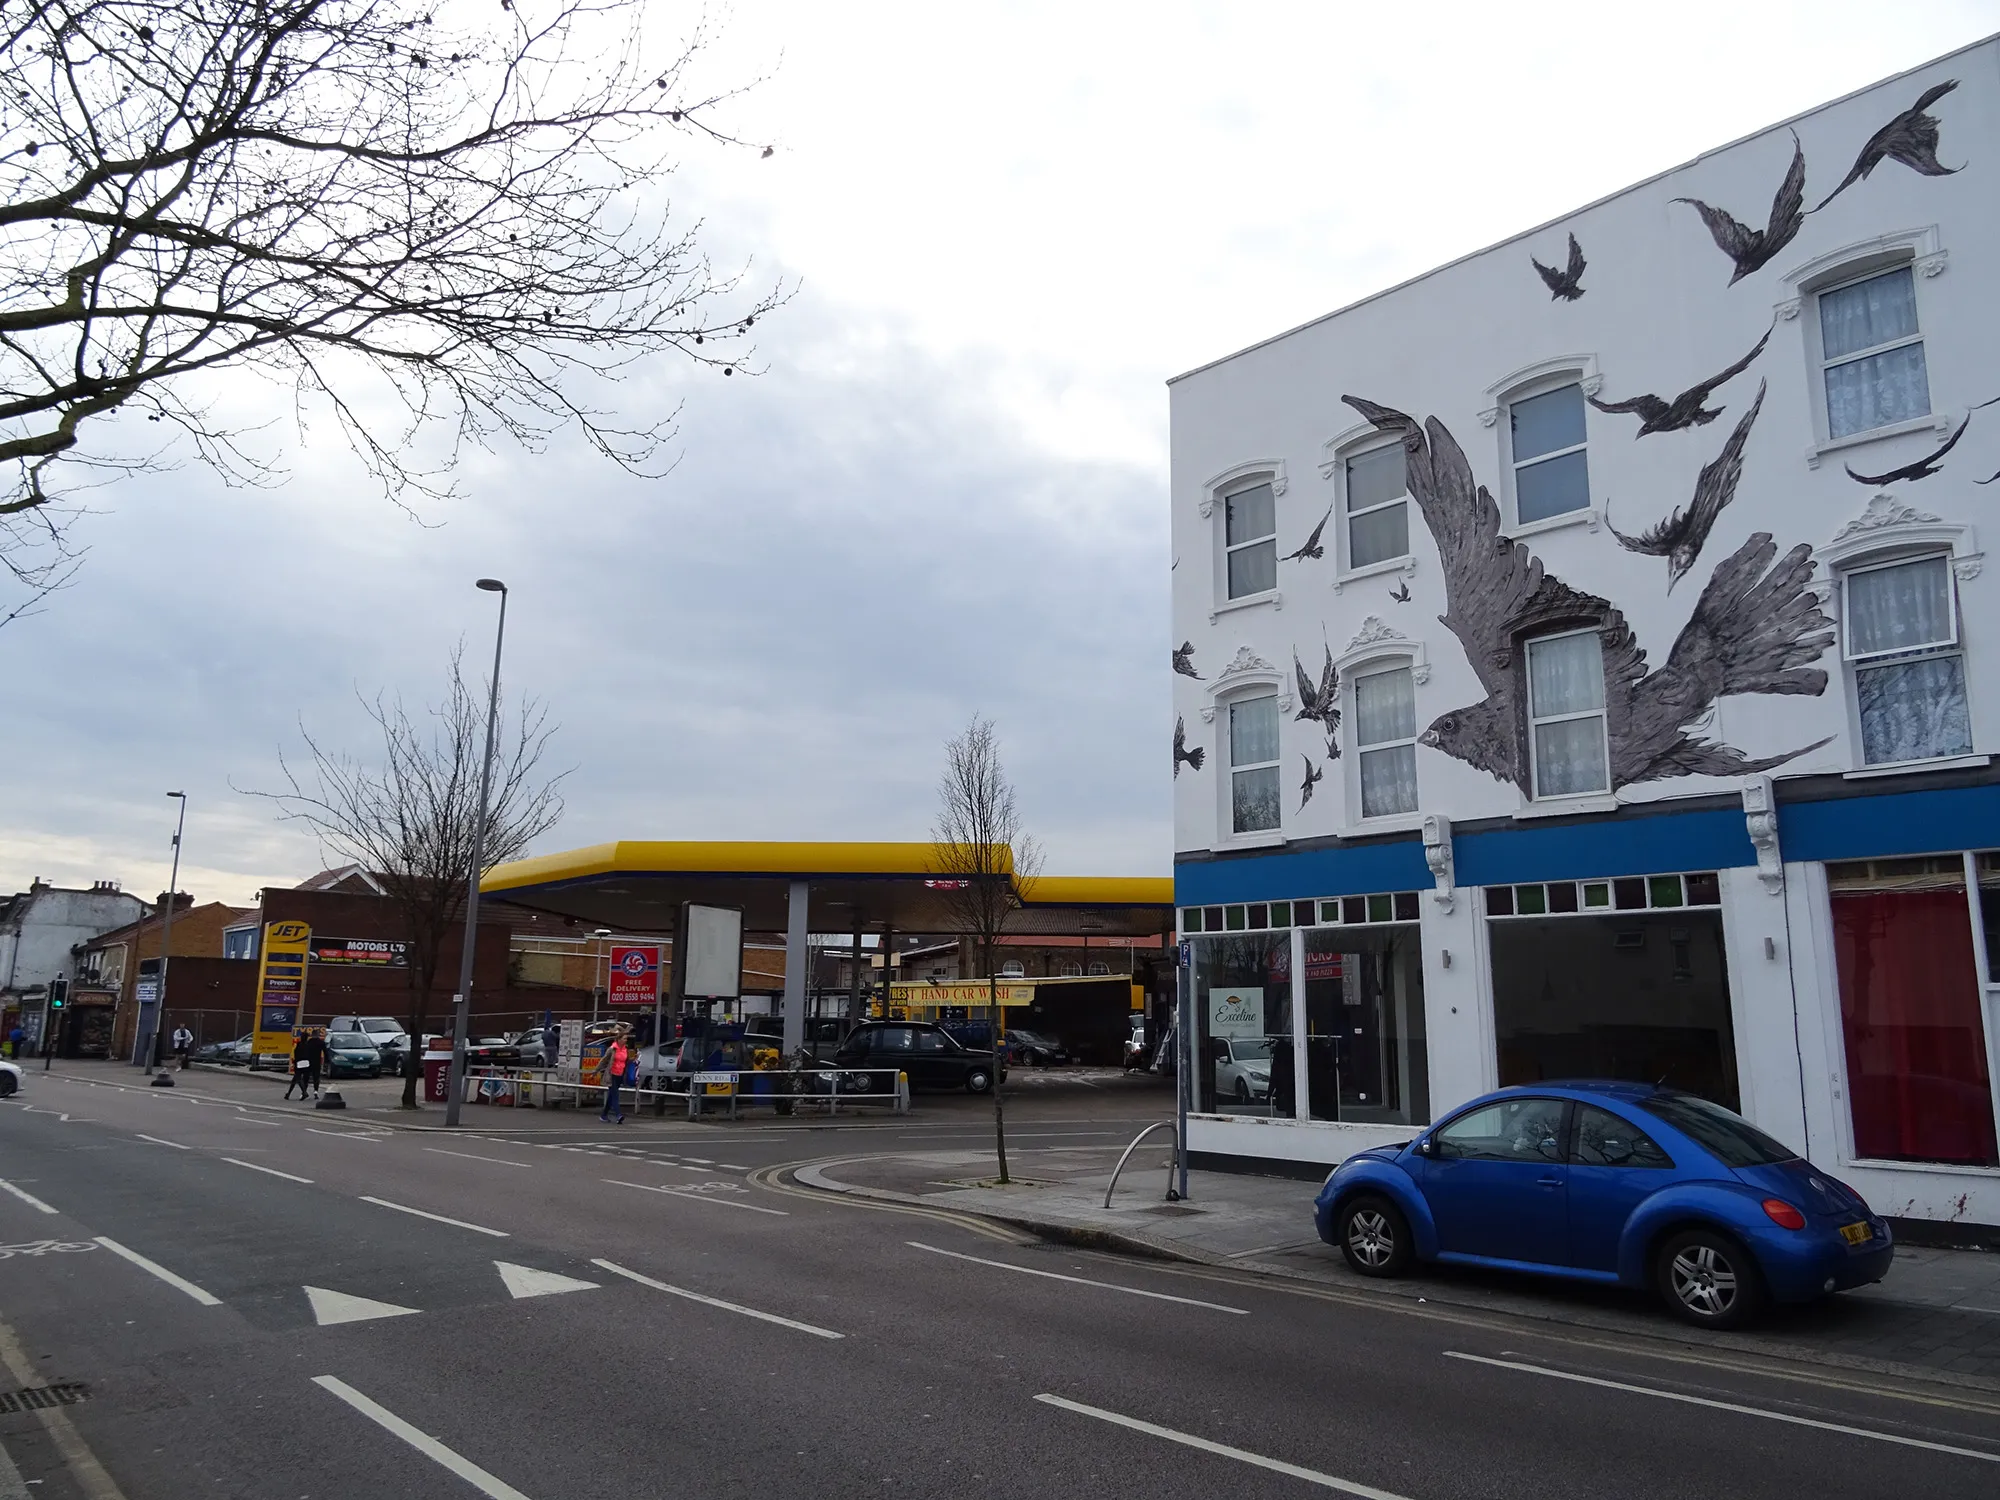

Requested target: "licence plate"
[{"left": 1839, "top": 1221, "right": 1873, "bottom": 1246}]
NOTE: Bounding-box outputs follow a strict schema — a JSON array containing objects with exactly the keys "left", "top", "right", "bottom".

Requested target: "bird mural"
[
  {"left": 1299, "top": 756, "right": 1324, "bottom": 810},
  {"left": 1814, "top": 80, "right": 1960, "bottom": 212},
  {"left": 1172, "top": 641, "right": 1202, "bottom": 679},
  {"left": 1674, "top": 133, "right": 1807, "bottom": 284},
  {"left": 1530, "top": 233, "right": 1587, "bottom": 301},
  {"left": 1173, "top": 715, "right": 1205, "bottom": 778},
  {"left": 1843, "top": 414, "right": 1969, "bottom": 486},
  {"left": 1609, "top": 380, "right": 1766, "bottom": 591},
  {"left": 1388, "top": 581, "right": 1412, "bottom": 603},
  {"left": 1587, "top": 326, "right": 1771, "bottom": 437},
  {"left": 1293, "top": 644, "right": 1341, "bottom": 759},
  {"left": 1341, "top": 395, "right": 1834, "bottom": 790},
  {"left": 1284, "top": 501, "right": 1335, "bottom": 562}
]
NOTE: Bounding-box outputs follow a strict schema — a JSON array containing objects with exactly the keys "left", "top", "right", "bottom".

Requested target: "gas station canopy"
[{"left": 482, "top": 841, "right": 1173, "bottom": 938}]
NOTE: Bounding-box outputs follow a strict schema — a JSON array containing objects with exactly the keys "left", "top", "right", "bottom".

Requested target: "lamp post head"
[
  {"left": 476, "top": 578, "right": 507, "bottom": 593},
  {"left": 167, "top": 790, "right": 184, "bottom": 799}
]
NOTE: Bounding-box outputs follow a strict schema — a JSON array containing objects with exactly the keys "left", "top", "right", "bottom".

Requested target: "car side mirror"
[{"left": 1415, "top": 1138, "right": 1432, "bottom": 1157}]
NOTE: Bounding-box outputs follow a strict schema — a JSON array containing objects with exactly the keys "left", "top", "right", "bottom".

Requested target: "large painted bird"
[
  {"left": 1285, "top": 500, "right": 1335, "bottom": 562},
  {"left": 1844, "top": 414, "right": 1970, "bottom": 486},
  {"left": 1674, "top": 133, "right": 1807, "bottom": 284},
  {"left": 1299, "top": 756, "right": 1324, "bottom": 810},
  {"left": 1588, "top": 326, "right": 1770, "bottom": 437},
  {"left": 1293, "top": 644, "right": 1341, "bottom": 759},
  {"left": 1609, "top": 381, "right": 1766, "bottom": 591},
  {"left": 1341, "top": 395, "right": 1834, "bottom": 790},
  {"left": 1814, "top": 80, "right": 1959, "bottom": 213},
  {"left": 1530, "top": 233, "right": 1587, "bottom": 301},
  {"left": 1173, "top": 715, "right": 1205, "bottom": 778},
  {"left": 1172, "top": 641, "right": 1202, "bottom": 679}
]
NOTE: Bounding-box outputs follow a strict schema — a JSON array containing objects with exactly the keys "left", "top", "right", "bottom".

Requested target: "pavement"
[{"left": 3, "top": 1059, "right": 1999, "bottom": 1498}]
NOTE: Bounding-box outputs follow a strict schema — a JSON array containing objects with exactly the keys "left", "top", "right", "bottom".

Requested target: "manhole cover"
[
  {"left": 0, "top": 1383, "right": 89, "bottom": 1414},
  {"left": 1145, "top": 1204, "right": 1201, "bottom": 1216}
]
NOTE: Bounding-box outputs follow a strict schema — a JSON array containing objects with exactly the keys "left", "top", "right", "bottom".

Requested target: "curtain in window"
[
  {"left": 1528, "top": 634, "right": 1604, "bottom": 715},
  {"left": 1229, "top": 696, "right": 1279, "bottom": 765},
  {"left": 1826, "top": 345, "right": 1931, "bottom": 439},
  {"left": 1224, "top": 484, "right": 1274, "bottom": 544},
  {"left": 1858, "top": 655, "right": 1971, "bottom": 764},
  {"left": 1820, "top": 268, "right": 1918, "bottom": 360},
  {"left": 1232, "top": 767, "right": 1281, "bottom": 833},
  {"left": 1847, "top": 557, "right": 1952, "bottom": 654},
  {"left": 1355, "top": 667, "right": 1416, "bottom": 744},
  {"left": 1360, "top": 745, "right": 1419, "bottom": 818},
  {"left": 1833, "top": 886, "right": 1998, "bottom": 1166}
]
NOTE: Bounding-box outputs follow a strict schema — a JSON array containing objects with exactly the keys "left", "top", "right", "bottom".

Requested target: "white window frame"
[
  {"left": 1840, "top": 550, "right": 1972, "bottom": 769},
  {"left": 1479, "top": 357, "right": 1602, "bottom": 538},
  {"left": 1200, "top": 460, "right": 1286, "bottom": 621},
  {"left": 1226, "top": 690, "right": 1284, "bottom": 838},
  {"left": 1525, "top": 628, "right": 1611, "bottom": 801},
  {"left": 1342, "top": 440, "right": 1412, "bottom": 574},
  {"left": 1351, "top": 661, "right": 1421, "bottom": 823},
  {"left": 1815, "top": 264, "right": 1930, "bottom": 444},
  {"left": 1505, "top": 378, "right": 1592, "bottom": 532}
]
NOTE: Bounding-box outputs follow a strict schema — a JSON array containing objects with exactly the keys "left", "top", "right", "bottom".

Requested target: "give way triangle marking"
[
  {"left": 496, "top": 1261, "right": 600, "bottom": 1299},
  {"left": 304, "top": 1285, "right": 421, "bottom": 1326}
]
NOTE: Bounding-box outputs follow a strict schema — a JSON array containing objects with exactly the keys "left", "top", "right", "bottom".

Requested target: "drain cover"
[{"left": 0, "top": 1383, "right": 89, "bottom": 1413}]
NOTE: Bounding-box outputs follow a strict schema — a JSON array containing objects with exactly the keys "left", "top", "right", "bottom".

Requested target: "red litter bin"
[{"left": 423, "top": 1047, "right": 454, "bottom": 1103}]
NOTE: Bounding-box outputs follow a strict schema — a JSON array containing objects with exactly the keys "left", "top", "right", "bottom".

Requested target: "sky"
[{"left": 3, "top": 0, "right": 1996, "bottom": 911}]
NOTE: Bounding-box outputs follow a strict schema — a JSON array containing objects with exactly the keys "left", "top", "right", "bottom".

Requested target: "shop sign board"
[
  {"left": 252, "top": 921, "right": 313, "bottom": 1060},
  {"left": 309, "top": 937, "right": 408, "bottom": 967},
  {"left": 607, "top": 945, "right": 661, "bottom": 1007},
  {"left": 889, "top": 982, "right": 1033, "bottom": 1009},
  {"left": 1208, "top": 986, "right": 1264, "bottom": 1039}
]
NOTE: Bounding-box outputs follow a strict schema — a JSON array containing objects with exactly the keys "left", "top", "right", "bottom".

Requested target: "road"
[{"left": 2, "top": 1067, "right": 1997, "bottom": 1499}]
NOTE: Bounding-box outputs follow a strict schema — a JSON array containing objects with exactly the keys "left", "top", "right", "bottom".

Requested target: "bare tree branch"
[
  {"left": 928, "top": 714, "right": 1042, "bottom": 1183},
  {"left": 0, "top": 0, "right": 787, "bottom": 591},
  {"left": 236, "top": 641, "right": 566, "bottom": 1106}
]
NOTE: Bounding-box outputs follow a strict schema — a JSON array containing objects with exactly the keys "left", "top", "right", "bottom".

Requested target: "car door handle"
[{"left": 1536, "top": 1175, "right": 1563, "bottom": 1187}]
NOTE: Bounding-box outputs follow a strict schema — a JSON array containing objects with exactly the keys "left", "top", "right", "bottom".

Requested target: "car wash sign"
[
  {"left": 252, "top": 921, "right": 313, "bottom": 1061},
  {"left": 607, "top": 944, "right": 661, "bottom": 1007}
]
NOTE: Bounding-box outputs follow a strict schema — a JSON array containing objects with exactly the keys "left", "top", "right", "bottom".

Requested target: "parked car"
[
  {"left": 1314, "top": 1081, "right": 1894, "bottom": 1329},
  {"left": 328, "top": 1016, "right": 408, "bottom": 1071},
  {"left": 1123, "top": 1017, "right": 1151, "bottom": 1071},
  {"left": 0, "top": 1058, "right": 21, "bottom": 1097},
  {"left": 832, "top": 1021, "right": 1001, "bottom": 1094},
  {"left": 1004, "top": 1029, "right": 1070, "bottom": 1068},
  {"left": 193, "top": 1034, "right": 252, "bottom": 1064},
  {"left": 507, "top": 1029, "right": 550, "bottom": 1067},
  {"left": 323, "top": 1031, "right": 384, "bottom": 1079},
  {"left": 1211, "top": 1036, "right": 1274, "bottom": 1104}
]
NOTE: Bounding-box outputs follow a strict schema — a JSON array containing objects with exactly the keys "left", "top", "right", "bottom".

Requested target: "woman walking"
[
  {"left": 283, "top": 1031, "right": 311, "bottom": 1100},
  {"left": 600, "top": 1031, "right": 631, "bottom": 1124}
]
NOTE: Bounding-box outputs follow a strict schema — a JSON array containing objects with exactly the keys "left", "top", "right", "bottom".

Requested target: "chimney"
[
  {"left": 156, "top": 891, "right": 194, "bottom": 913},
  {"left": 29, "top": 876, "right": 49, "bottom": 893}
]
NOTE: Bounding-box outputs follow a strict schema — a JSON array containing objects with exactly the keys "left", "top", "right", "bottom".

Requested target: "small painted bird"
[
  {"left": 1299, "top": 756, "right": 1324, "bottom": 810},
  {"left": 1173, "top": 716, "right": 1205, "bottom": 778},
  {"left": 1674, "top": 132, "right": 1806, "bottom": 284},
  {"left": 1530, "top": 233, "right": 1586, "bottom": 301},
  {"left": 1172, "top": 641, "right": 1202, "bottom": 680},
  {"left": 1285, "top": 501, "right": 1335, "bottom": 562},
  {"left": 1388, "top": 582, "right": 1412, "bottom": 603}
]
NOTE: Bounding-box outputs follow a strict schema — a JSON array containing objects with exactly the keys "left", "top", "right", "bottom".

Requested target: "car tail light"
[{"left": 1761, "top": 1199, "right": 1807, "bottom": 1230}]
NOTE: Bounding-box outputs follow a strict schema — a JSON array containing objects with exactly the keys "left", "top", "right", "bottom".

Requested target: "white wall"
[{"left": 0, "top": 888, "right": 146, "bottom": 994}]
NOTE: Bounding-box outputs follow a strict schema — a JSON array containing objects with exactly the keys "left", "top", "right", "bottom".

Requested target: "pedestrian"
[
  {"left": 543, "top": 1021, "right": 559, "bottom": 1070},
  {"left": 302, "top": 1027, "right": 327, "bottom": 1098},
  {"left": 599, "top": 1031, "right": 630, "bottom": 1124},
  {"left": 171, "top": 1023, "right": 193, "bottom": 1070},
  {"left": 283, "top": 1031, "right": 311, "bottom": 1100},
  {"left": 6, "top": 1024, "right": 22, "bottom": 1060}
]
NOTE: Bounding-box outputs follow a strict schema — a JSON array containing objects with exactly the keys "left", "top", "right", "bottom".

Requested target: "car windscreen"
[
  {"left": 1228, "top": 1038, "right": 1276, "bottom": 1060},
  {"left": 359, "top": 1019, "right": 401, "bottom": 1032},
  {"left": 1642, "top": 1093, "right": 1795, "bottom": 1166},
  {"left": 328, "top": 1033, "right": 372, "bottom": 1048}
]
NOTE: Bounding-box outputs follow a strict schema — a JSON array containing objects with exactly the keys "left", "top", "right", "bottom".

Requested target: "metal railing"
[
  {"left": 459, "top": 1064, "right": 911, "bottom": 1119},
  {"left": 1103, "top": 1120, "right": 1180, "bottom": 1208}
]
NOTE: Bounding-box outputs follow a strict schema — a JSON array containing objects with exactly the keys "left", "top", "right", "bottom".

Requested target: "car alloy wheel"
[
  {"left": 0, "top": 1074, "right": 15, "bottom": 1098},
  {"left": 1347, "top": 1208, "right": 1395, "bottom": 1269},
  {"left": 1657, "top": 1228, "right": 1762, "bottom": 1329},
  {"left": 1335, "top": 1194, "right": 1410, "bottom": 1277},
  {"left": 966, "top": 1069, "right": 992, "bottom": 1095},
  {"left": 1670, "top": 1244, "right": 1737, "bottom": 1317},
  {"left": 1233, "top": 1079, "right": 1251, "bottom": 1104}
]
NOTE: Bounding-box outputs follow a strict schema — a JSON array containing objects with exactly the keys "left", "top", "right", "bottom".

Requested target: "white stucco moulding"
[
  {"left": 1422, "top": 813, "right": 1455, "bottom": 913},
  {"left": 1206, "top": 647, "right": 1291, "bottom": 719},
  {"left": 1778, "top": 225, "right": 1946, "bottom": 297},
  {"left": 1741, "top": 774, "right": 1782, "bottom": 896},
  {"left": 1478, "top": 353, "right": 1602, "bottom": 428},
  {"left": 1198, "top": 458, "right": 1287, "bottom": 519},
  {"left": 1336, "top": 616, "right": 1430, "bottom": 686},
  {"left": 1810, "top": 493, "right": 1981, "bottom": 611}
]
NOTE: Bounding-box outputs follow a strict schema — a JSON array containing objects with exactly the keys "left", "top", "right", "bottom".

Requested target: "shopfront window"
[
  {"left": 1191, "top": 933, "right": 1292, "bottom": 1118},
  {"left": 1301, "top": 922, "right": 1427, "bottom": 1126},
  {"left": 1487, "top": 881, "right": 1739, "bottom": 1109},
  {"left": 1830, "top": 858, "right": 1998, "bottom": 1167}
]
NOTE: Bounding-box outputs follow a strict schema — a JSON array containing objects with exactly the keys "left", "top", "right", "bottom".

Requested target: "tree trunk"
[{"left": 988, "top": 956, "right": 1008, "bottom": 1184}]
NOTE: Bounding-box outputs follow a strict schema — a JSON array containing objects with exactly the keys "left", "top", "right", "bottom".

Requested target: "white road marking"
[
  {"left": 1443, "top": 1352, "right": 2000, "bottom": 1464},
  {"left": 0, "top": 1180, "right": 57, "bottom": 1216},
  {"left": 1034, "top": 1394, "right": 1410, "bottom": 1497},
  {"left": 307, "top": 1129, "right": 384, "bottom": 1142},
  {"left": 496, "top": 1262, "right": 599, "bottom": 1299},
  {"left": 425, "top": 1148, "right": 532, "bottom": 1169},
  {"left": 304, "top": 1285, "right": 420, "bottom": 1326},
  {"left": 93, "top": 1237, "right": 221, "bottom": 1306},
  {"left": 910, "top": 1242, "right": 1249, "bottom": 1315},
  {"left": 135, "top": 1134, "right": 190, "bottom": 1150},
  {"left": 221, "top": 1157, "right": 313, "bottom": 1184},
  {"left": 603, "top": 1179, "right": 789, "bottom": 1216},
  {"left": 591, "top": 1258, "right": 841, "bottom": 1339},
  {"left": 359, "top": 1196, "right": 509, "bottom": 1237},
  {"left": 312, "top": 1376, "right": 533, "bottom": 1500},
  {"left": 714, "top": 1163, "right": 751, "bottom": 1173},
  {"left": 679, "top": 1157, "right": 713, "bottom": 1165}
]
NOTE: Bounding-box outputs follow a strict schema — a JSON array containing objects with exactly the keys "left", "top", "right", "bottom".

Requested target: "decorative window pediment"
[
  {"left": 1201, "top": 647, "right": 1290, "bottom": 722},
  {"left": 1334, "top": 616, "right": 1430, "bottom": 685},
  {"left": 1812, "top": 493, "right": 1981, "bottom": 607}
]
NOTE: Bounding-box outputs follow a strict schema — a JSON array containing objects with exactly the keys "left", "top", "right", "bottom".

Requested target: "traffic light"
[{"left": 48, "top": 976, "right": 67, "bottom": 1010}]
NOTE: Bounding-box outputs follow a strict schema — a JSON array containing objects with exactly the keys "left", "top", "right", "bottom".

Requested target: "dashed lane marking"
[
  {"left": 135, "top": 1134, "right": 189, "bottom": 1150},
  {"left": 603, "top": 1180, "right": 789, "bottom": 1215},
  {"left": 358, "top": 1196, "right": 509, "bottom": 1237},
  {"left": 425, "top": 1148, "right": 533, "bottom": 1169},
  {"left": 313, "top": 1376, "right": 533, "bottom": 1500},
  {"left": 909, "top": 1241, "right": 1249, "bottom": 1314},
  {"left": 0, "top": 1180, "right": 57, "bottom": 1216},
  {"left": 221, "top": 1157, "right": 313, "bottom": 1184},
  {"left": 591, "top": 1258, "right": 841, "bottom": 1339},
  {"left": 93, "top": 1237, "right": 220, "bottom": 1307},
  {"left": 1034, "top": 1394, "right": 1410, "bottom": 1498}
]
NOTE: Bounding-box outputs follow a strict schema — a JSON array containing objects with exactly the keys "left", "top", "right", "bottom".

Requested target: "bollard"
[{"left": 895, "top": 1070, "right": 909, "bottom": 1115}]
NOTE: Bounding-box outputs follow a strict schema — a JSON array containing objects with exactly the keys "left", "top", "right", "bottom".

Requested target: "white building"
[
  {"left": 1170, "top": 39, "right": 2000, "bottom": 1234},
  {"left": 0, "top": 878, "right": 145, "bottom": 1046}
]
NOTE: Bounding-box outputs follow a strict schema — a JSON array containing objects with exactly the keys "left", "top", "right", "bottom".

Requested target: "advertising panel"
[
  {"left": 309, "top": 937, "right": 408, "bottom": 967},
  {"left": 607, "top": 944, "right": 662, "bottom": 1007},
  {"left": 252, "top": 921, "right": 313, "bottom": 1061},
  {"left": 1208, "top": 986, "right": 1265, "bottom": 1039},
  {"left": 889, "top": 982, "right": 1034, "bottom": 1009}
]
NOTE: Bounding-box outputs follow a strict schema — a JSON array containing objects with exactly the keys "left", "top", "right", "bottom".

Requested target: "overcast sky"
[{"left": 4, "top": 1, "right": 1995, "bottom": 911}]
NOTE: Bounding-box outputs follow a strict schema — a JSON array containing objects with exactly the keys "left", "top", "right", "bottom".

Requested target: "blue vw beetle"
[{"left": 1313, "top": 1082, "right": 1893, "bottom": 1328}]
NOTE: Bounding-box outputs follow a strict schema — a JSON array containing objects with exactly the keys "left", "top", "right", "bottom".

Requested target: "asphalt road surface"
[{"left": 3, "top": 1069, "right": 1998, "bottom": 1499}]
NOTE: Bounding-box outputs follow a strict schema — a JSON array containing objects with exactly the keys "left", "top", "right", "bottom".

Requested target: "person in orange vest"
[{"left": 600, "top": 1031, "right": 630, "bottom": 1124}]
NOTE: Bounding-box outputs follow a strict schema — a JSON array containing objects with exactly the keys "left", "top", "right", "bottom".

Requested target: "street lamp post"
[
  {"left": 135, "top": 792, "right": 187, "bottom": 1067},
  {"left": 444, "top": 580, "right": 509, "bottom": 1128}
]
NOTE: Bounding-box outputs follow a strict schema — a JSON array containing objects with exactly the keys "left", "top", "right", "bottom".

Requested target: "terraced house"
[{"left": 1170, "top": 37, "right": 2000, "bottom": 1235}]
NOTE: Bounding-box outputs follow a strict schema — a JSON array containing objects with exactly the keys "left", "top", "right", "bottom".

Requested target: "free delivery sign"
[{"left": 607, "top": 944, "right": 661, "bottom": 1007}]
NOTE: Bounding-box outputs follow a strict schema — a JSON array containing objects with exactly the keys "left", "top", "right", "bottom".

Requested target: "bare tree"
[
  {"left": 929, "top": 715, "right": 1041, "bottom": 1184},
  {"left": 241, "top": 644, "right": 565, "bottom": 1107},
  {"left": 0, "top": 0, "right": 784, "bottom": 615}
]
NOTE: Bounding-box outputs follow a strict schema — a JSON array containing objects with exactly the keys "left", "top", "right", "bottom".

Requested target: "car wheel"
[
  {"left": 1337, "top": 1195, "right": 1411, "bottom": 1277},
  {"left": 965, "top": 1068, "right": 993, "bottom": 1095},
  {"left": 0, "top": 1074, "right": 16, "bottom": 1098},
  {"left": 1233, "top": 1078, "right": 1251, "bottom": 1104},
  {"left": 1656, "top": 1228, "right": 1763, "bottom": 1329}
]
